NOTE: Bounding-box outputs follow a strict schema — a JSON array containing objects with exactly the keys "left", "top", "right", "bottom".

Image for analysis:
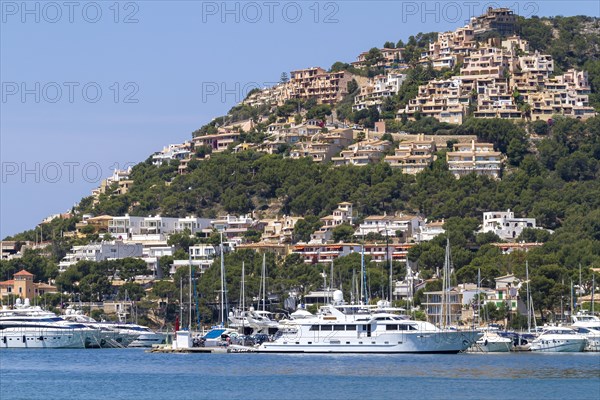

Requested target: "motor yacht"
[
  {"left": 529, "top": 326, "right": 586, "bottom": 352},
  {"left": 258, "top": 292, "right": 481, "bottom": 354}
]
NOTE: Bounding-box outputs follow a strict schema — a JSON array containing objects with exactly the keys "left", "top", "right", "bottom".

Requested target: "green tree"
[{"left": 332, "top": 224, "right": 356, "bottom": 243}]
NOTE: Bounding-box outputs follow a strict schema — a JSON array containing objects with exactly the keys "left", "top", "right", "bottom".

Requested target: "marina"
[{"left": 1, "top": 349, "right": 599, "bottom": 400}]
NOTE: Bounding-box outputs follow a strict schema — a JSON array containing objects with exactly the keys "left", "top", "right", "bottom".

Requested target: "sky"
[{"left": 1, "top": 0, "right": 599, "bottom": 238}]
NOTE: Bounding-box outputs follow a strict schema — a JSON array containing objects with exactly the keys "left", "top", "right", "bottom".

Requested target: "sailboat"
[
  {"left": 469, "top": 268, "right": 513, "bottom": 353},
  {"left": 228, "top": 255, "right": 278, "bottom": 336}
]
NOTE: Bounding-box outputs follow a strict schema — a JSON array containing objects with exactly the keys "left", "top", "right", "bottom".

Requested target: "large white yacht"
[
  {"left": 529, "top": 326, "right": 587, "bottom": 352},
  {"left": 62, "top": 310, "right": 139, "bottom": 348},
  {"left": 0, "top": 300, "right": 99, "bottom": 349},
  {"left": 258, "top": 293, "right": 481, "bottom": 354},
  {"left": 570, "top": 312, "right": 600, "bottom": 352}
]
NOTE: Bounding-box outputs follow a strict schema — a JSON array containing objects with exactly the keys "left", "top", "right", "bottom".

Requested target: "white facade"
[
  {"left": 414, "top": 220, "right": 446, "bottom": 242},
  {"left": 110, "top": 215, "right": 211, "bottom": 241},
  {"left": 59, "top": 241, "right": 144, "bottom": 272},
  {"left": 151, "top": 143, "right": 191, "bottom": 166},
  {"left": 354, "top": 215, "right": 422, "bottom": 239},
  {"left": 353, "top": 73, "right": 407, "bottom": 111},
  {"left": 108, "top": 215, "right": 145, "bottom": 239},
  {"left": 481, "top": 210, "right": 537, "bottom": 240},
  {"left": 142, "top": 246, "right": 175, "bottom": 278}
]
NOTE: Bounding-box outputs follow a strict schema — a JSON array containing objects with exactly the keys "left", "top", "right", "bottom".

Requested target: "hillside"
[{"left": 2, "top": 12, "right": 600, "bottom": 327}]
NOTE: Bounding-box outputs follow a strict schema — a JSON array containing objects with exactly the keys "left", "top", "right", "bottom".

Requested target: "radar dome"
[{"left": 333, "top": 290, "right": 344, "bottom": 303}]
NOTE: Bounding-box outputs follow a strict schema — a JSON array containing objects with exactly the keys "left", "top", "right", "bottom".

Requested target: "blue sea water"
[{"left": 1, "top": 350, "right": 599, "bottom": 400}]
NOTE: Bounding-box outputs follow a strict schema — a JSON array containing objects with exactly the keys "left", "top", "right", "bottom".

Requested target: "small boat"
[
  {"left": 470, "top": 331, "right": 514, "bottom": 352},
  {"left": 529, "top": 326, "right": 586, "bottom": 352}
]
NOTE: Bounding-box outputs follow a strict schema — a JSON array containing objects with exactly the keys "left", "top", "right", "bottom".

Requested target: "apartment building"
[
  {"left": 446, "top": 140, "right": 502, "bottom": 179},
  {"left": 528, "top": 69, "right": 597, "bottom": 121},
  {"left": 397, "top": 78, "right": 468, "bottom": 124},
  {"left": 91, "top": 167, "right": 133, "bottom": 199},
  {"left": 243, "top": 84, "right": 290, "bottom": 107},
  {"left": 480, "top": 209, "right": 538, "bottom": 241},
  {"left": 260, "top": 215, "right": 301, "bottom": 243},
  {"left": 332, "top": 139, "right": 392, "bottom": 167},
  {"left": 353, "top": 73, "right": 406, "bottom": 111},
  {"left": 192, "top": 131, "right": 241, "bottom": 153},
  {"left": 460, "top": 46, "right": 511, "bottom": 79},
  {"left": 352, "top": 48, "right": 405, "bottom": 69},
  {"left": 470, "top": 7, "right": 517, "bottom": 36},
  {"left": 288, "top": 67, "right": 354, "bottom": 105},
  {"left": 58, "top": 241, "right": 144, "bottom": 272},
  {"left": 292, "top": 243, "right": 361, "bottom": 264},
  {"left": 151, "top": 143, "right": 192, "bottom": 166},
  {"left": 414, "top": 220, "right": 446, "bottom": 242},
  {"left": 311, "top": 202, "right": 353, "bottom": 243},
  {"left": 354, "top": 214, "right": 422, "bottom": 240},
  {"left": 384, "top": 135, "right": 437, "bottom": 174},
  {"left": 209, "top": 214, "right": 256, "bottom": 240},
  {"left": 419, "top": 26, "right": 476, "bottom": 70},
  {"left": 108, "top": 215, "right": 211, "bottom": 241}
]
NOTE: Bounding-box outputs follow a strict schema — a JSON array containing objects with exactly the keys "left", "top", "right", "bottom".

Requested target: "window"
[
  {"left": 346, "top": 325, "right": 356, "bottom": 331},
  {"left": 321, "top": 325, "right": 333, "bottom": 331},
  {"left": 333, "top": 325, "right": 345, "bottom": 331},
  {"left": 386, "top": 324, "right": 398, "bottom": 331}
]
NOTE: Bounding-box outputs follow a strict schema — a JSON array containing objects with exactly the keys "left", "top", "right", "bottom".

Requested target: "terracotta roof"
[
  {"left": 0, "top": 280, "right": 15, "bottom": 286},
  {"left": 14, "top": 270, "right": 34, "bottom": 276}
]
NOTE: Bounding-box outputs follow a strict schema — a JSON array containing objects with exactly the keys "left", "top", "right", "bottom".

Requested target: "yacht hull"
[
  {"left": 0, "top": 328, "right": 87, "bottom": 349},
  {"left": 259, "top": 331, "right": 480, "bottom": 354},
  {"left": 529, "top": 338, "right": 586, "bottom": 352}
]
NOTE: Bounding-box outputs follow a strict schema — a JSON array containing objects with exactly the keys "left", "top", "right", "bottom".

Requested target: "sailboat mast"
[
  {"left": 220, "top": 233, "right": 225, "bottom": 326},
  {"left": 351, "top": 269, "right": 356, "bottom": 304},
  {"left": 388, "top": 239, "right": 393, "bottom": 303},
  {"left": 188, "top": 255, "right": 192, "bottom": 330},
  {"left": 361, "top": 244, "right": 367, "bottom": 305},
  {"left": 262, "top": 253, "right": 267, "bottom": 312},
  {"left": 526, "top": 261, "right": 531, "bottom": 332},
  {"left": 476, "top": 267, "right": 481, "bottom": 327},
  {"left": 592, "top": 273, "right": 595, "bottom": 314},
  {"left": 241, "top": 261, "right": 245, "bottom": 311}
]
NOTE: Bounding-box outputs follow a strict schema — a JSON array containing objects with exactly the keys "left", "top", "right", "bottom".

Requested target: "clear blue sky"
[{"left": 1, "top": 0, "right": 599, "bottom": 238}]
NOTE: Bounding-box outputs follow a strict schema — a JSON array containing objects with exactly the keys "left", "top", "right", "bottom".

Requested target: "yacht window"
[
  {"left": 386, "top": 324, "right": 398, "bottom": 331},
  {"left": 399, "top": 324, "right": 418, "bottom": 331},
  {"left": 346, "top": 325, "right": 356, "bottom": 331},
  {"left": 320, "top": 325, "right": 333, "bottom": 331},
  {"left": 333, "top": 325, "right": 345, "bottom": 331},
  {"left": 309, "top": 325, "right": 319, "bottom": 331}
]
